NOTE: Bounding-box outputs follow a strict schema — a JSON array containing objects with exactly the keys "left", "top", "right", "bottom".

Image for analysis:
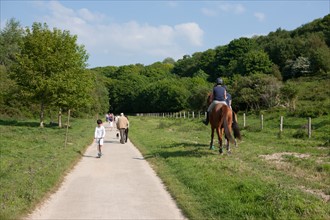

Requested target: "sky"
[{"left": 1, "top": 1, "right": 329, "bottom": 68}]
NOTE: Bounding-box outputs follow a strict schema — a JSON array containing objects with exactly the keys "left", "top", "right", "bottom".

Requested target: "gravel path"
[{"left": 26, "top": 124, "right": 186, "bottom": 219}]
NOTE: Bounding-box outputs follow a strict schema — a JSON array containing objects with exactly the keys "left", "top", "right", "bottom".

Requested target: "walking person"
[
  {"left": 116, "top": 113, "right": 129, "bottom": 144},
  {"left": 125, "top": 116, "right": 129, "bottom": 143},
  {"left": 94, "top": 119, "right": 106, "bottom": 158},
  {"left": 109, "top": 113, "right": 114, "bottom": 131}
]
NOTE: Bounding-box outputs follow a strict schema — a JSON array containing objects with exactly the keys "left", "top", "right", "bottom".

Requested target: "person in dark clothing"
[
  {"left": 203, "top": 77, "right": 228, "bottom": 125},
  {"left": 223, "top": 85, "right": 232, "bottom": 109}
]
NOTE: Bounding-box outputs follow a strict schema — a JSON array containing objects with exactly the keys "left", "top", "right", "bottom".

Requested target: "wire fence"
[{"left": 135, "top": 111, "right": 313, "bottom": 138}]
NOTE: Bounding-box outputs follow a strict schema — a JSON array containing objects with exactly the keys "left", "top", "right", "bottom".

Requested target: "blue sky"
[{"left": 1, "top": 1, "right": 329, "bottom": 68}]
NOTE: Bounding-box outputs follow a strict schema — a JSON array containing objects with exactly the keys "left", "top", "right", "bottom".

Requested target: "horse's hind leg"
[
  {"left": 216, "top": 128, "right": 223, "bottom": 154},
  {"left": 226, "top": 138, "right": 231, "bottom": 154},
  {"left": 209, "top": 128, "right": 215, "bottom": 150}
]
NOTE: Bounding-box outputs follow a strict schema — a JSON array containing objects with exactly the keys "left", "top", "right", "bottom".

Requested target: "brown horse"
[{"left": 207, "top": 93, "right": 241, "bottom": 154}]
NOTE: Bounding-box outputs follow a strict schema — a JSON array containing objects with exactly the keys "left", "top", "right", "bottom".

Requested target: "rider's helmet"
[{"left": 216, "top": 78, "right": 223, "bottom": 85}]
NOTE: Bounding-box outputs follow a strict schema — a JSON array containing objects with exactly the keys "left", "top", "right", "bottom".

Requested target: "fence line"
[{"left": 135, "top": 111, "right": 314, "bottom": 138}]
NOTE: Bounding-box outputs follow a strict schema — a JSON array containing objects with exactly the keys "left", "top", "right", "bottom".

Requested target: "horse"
[
  {"left": 207, "top": 93, "right": 241, "bottom": 154},
  {"left": 226, "top": 108, "right": 241, "bottom": 149}
]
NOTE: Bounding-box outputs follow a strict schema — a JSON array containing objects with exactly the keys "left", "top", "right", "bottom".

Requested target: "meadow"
[
  {"left": 0, "top": 113, "right": 329, "bottom": 219},
  {"left": 128, "top": 113, "right": 329, "bottom": 219},
  {"left": 0, "top": 117, "right": 96, "bottom": 219}
]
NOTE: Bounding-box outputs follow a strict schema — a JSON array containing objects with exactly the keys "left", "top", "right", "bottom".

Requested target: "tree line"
[
  {"left": 92, "top": 14, "right": 329, "bottom": 116},
  {"left": 1, "top": 15, "right": 329, "bottom": 125}
]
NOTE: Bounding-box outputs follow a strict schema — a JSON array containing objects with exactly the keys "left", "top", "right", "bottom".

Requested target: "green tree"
[
  {"left": 0, "top": 18, "right": 24, "bottom": 66},
  {"left": 162, "top": 57, "right": 176, "bottom": 65},
  {"left": 238, "top": 50, "right": 273, "bottom": 76},
  {"left": 12, "top": 22, "right": 90, "bottom": 127},
  {"left": 139, "top": 79, "right": 189, "bottom": 113},
  {"left": 283, "top": 56, "right": 311, "bottom": 80},
  {"left": 280, "top": 81, "right": 298, "bottom": 111},
  {"left": 89, "top": 70, "right": 110, "bottom": 116},
  {"left": 0, "top": 18, "right": 24, "bottom": 115},
  {"left": 231, "top": 74, "right": 282, "bottom": 111}
]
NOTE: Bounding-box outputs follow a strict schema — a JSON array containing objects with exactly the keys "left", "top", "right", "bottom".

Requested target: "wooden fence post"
[
  {"left": 308, "top": 117, "right": 312, "bottom": 138},
  {"left": 280, "top": 116, "right": 283, "bottom": 133},
  {"left": 243, "top": 113, "right": 246, "bottom": 128},
  {"left": 260, "top": 114, "right": 264, "bottom": 130}
]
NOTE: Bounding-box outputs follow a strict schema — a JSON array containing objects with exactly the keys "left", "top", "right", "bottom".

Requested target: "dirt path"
[{"left": 26, "top": 124, "right": 186, "bottom": 219}]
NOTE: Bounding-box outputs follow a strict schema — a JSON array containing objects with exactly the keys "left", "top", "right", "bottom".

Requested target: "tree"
[
  {"left": 0, "top": 18, "right": 24, "bottom": 115},
  {"left": 231, "top": 74, "right": 282, "bottom": 111},
  {"left": 280, "top": 81, "right": 298, "bottom": 111},
  {"left": 12, "top": 22, "right": 90, "bottom": 127},
  {"left": 162, "top": 57, "right": 176, "bottom": 65},
  {"left": 238, "top": 50, "right": 273, "bottom": 76},
  {"left": 283, "top": 56, "right": 311, "bottom": 80},
  {"left": 0, "top": 18, "right": 24, "bottom": 66}
]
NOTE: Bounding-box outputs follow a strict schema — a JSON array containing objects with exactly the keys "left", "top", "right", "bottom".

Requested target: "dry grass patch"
[
  {"left": 259, "top": 152, "right": 310, "bottom": 161},
  {"left": 299, "top": 186, "right": 330, "bottom": 202},
  {"left": 259, "top": 152, "right": 330, "bottom": 202}
]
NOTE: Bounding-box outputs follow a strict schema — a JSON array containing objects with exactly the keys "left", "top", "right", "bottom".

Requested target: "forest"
[{"left": 1, "top": 14, "right": 329, "bottom": 123}]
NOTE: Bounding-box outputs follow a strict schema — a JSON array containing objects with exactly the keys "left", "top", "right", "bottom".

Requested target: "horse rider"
[
  {"left": 203, "top": 77, "right": 228, "bottom": 125},
  {"left": 223, "top": 85, "right": 232, "bottom": 109}
]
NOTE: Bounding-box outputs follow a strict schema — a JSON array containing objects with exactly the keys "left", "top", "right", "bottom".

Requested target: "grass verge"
[
  {"left": 128, "top": 113, "right": 329, "bottom": 219},
  {"left": 0, "top": 117, "right": 95, "bottom": 219}
]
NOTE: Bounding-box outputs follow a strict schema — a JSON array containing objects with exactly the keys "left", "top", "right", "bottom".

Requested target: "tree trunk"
[
  {"left": 64, "top": 109, "right": 71, "bottom": 148},
  {"left": 58, "top": 108, "right": 62, "bottom": 128},
  {"left": 40, "top": 100, "right": 44, "bottom": 127}
]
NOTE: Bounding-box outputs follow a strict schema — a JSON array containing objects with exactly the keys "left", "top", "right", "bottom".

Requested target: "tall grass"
[
  {"left": 129, "top": 113, "right": 330, "bottom": 219},
  {"left": 0, "top": 118, "right": 95, "bottom": 219}
]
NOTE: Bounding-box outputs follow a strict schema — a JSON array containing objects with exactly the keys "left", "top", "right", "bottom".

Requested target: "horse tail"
[
  {"left": 222, "top": 106, "right": 235, "bottom": 144},
  {"left": 232, "top": 111, "right": 242, "bottom": 140}
]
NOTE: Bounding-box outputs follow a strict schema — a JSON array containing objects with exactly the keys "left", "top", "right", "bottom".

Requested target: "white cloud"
[
  {"left": 37, "top": 1, "right": 204, "bottom": 66},
  {"left": 174, "top": 23, "right": 204, "bottom": 46},
  {"left": 254, "top": 12, "right": 266, "bottom": 22},
  {"left": 201, "top": 3, "right": 245, "bottom": 17},
  {"left": 201, "top": 8, "right": 217, "bottom": 17},
  {"left": 78, "top": 8, "right": 105, "bottom": 22},
  {"left": 218, "top": 3, "right": 245, "bottom": 14},
  {"left": 167, "top": 1, "right": 179, "bottom": 8}
]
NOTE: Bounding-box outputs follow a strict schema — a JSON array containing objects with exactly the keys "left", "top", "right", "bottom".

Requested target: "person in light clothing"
[
  {"left": 94, "top": 119, "right": 106, "bottom": 158},
  {"left": 116, "top": 113, "right": 129, "bottom": 144}
]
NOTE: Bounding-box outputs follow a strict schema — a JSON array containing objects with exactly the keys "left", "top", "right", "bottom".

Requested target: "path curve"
[{"left": 26, "top": 123, "right": 186, "bottom": 219}]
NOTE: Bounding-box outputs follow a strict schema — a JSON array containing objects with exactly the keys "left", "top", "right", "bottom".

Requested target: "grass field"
[
  {"left": 0, "top": 117, "right": 95, "bottom": 219},
  {"left": 128, "top": 113, "right": 329, "bottom": 219},
  {"left": 0, "top": 113, "right": 329, "bottom": 219}
]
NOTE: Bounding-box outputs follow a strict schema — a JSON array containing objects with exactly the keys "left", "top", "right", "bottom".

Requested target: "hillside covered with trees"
[{"left": 1, "top": 14, "right": 329, "bottom": 121}]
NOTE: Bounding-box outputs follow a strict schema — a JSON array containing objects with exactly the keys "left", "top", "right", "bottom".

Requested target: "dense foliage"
[
  {"left": 0, "top": 20, "right": 109, "bottom": 123},
  {"left": 91, "top": 14, "right": 329, "bottom": 116},
  {"left": 1, "top": 15, "right": 329, "bottom": 119}
]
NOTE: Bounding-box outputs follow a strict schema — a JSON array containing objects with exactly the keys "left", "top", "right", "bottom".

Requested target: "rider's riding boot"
[{"left": 203, "top": 112, "right": 209, "bottom": 125}]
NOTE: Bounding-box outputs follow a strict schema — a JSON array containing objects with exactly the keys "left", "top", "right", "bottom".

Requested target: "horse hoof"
[
  {"left": 219, "top": 149, "right": 223, "bottom": 154},
  {"left": 209, "top": 145, "right": 215, "bottom": 150}
]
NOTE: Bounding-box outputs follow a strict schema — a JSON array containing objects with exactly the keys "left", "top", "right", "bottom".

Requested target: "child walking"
[{"left": 94, "top": 119, "right": 106, "bottom": 158}]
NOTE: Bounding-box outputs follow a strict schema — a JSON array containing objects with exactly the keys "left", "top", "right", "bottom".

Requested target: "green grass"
[
  {"left": 1, "top": 113, "right": 329, "bottom": 219},
  {"left": 129, "top": 113, "right": 330, "bottom": 220},
  {"left": 0, "top": 117, "right": 96, "bottom": 219}
]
